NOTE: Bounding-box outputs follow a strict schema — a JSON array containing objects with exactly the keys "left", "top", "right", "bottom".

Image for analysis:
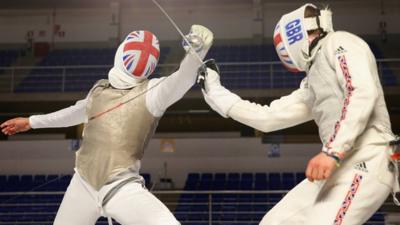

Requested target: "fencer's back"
[{"left": 76, "top": 79, "right": 158, "bottom": 190}]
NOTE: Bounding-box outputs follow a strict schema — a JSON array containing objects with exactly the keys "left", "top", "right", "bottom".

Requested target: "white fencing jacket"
[
  {"left": 228, "top": 31, "right": 394, "bottom": 157},
  {"left": 203, "top": 31, "right": 398, "bottom": 195}
]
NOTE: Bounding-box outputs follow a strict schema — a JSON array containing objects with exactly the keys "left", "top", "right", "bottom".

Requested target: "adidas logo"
[
  {"left": 354, "top": 161, "right": 368, "bottom": 173},
  {"left": 335, "top": 46, "right": 347, "bottom": 55}
]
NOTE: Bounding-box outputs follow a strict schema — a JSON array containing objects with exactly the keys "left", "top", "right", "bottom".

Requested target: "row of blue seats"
[
  {"left": 0, "top": 205, "right": 59, "bottom": 213},
  {"left": 13, "top": 45, "right": 278, "bottom": 92},
  {"left": 1, "top": 223, "right": 382, "bottom": 225},
  {"left": 45, "top": 48, "right": 170, "bottom": 56},
  {"left": 17, "top": 71, "right": 301, "bottom": 92},
  {"left": 0, "top": 175, "right": 385, "bottom": 225},
  {"left": 176, "top": 203, "right": 275, "bottom": 212},
  {"left": 0, "top": 49, "right": 20, "bottom": 67},
  {"left": 0, "top": 174, "right": 151, "bottom": 192},
  {"left": 16, "top": 73, "right": 153, "bottom": 93},
  {"left": 176, "top": 204, "right": 385, "bottom": 224},
  {"left": 185, "top": 172, "right": 304, "bottom": 181},
  {"left": 18, "top": 68, "right": 397, "bottom": 93},
  {"left": 16, "top": 67, "right": 166, "bottom": 92},
  {"left": 37, "top": 47, "right": 170, "bottom": 66},
  {"left": 179, "top": 194, "right": 283, "bottom": 203},
  {"left": 184, "top": 172, "right": 305, "bottom": 191},
  {"left": 12, "top": 43, "right": 397, "bottom": 92},
  {"left": 18, "top": 73, "right": 303, "bottom": 93},
  {"left": 15, "top": 47, "right": 169, "bottom": 91},
  {"left": 1, "top": 214, "right": 55, "bottom": 222},
  {"left": 0, "top": 174, "right": 71, "bottom": 192},
  {"left": 176, "top": 213, "right": 265, "bottom": 222},
  {"left": 176, "top": 213, "right": 385, "bottom": 222},
  {"left": 176, "top": 172, "right": 384, "bottom": 225},
  {"left": 3, "top": 217, "right": 123, "bottom": 225},
  {"left": 208, "top": 45, "right": 279, "bottom": 62},
  {"left": 0, "top": 195, "right": 63, "bottom": 204},
  {"left": 179, "top": 223, "right": 385, "bottom": 225},
  {"left": 179, "top": 224, "right": 385, "bottom": 225},
  {"left": 0, "top": 215, "right": 386, "bottom": 224}
]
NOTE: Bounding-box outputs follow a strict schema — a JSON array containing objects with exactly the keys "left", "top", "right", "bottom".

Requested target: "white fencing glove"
[
  {"left": 183, "top": 25, "right": 214, "bottom": 59},
  {"left": 201, "top": 68, "right": 241, "bottom": 118}
]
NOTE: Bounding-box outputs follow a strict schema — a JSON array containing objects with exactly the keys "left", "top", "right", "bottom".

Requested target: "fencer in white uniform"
[
  {"left": 1, "top": 25, "right": 213, "bottom": 225},
  {"left": 201, "top": 4, "right": 399, "bottom": 225}
]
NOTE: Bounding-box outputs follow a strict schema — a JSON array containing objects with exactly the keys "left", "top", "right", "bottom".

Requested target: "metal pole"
[
  {"left": 270, "top": 63, "right": 273, "bottom": 88},
  {"left": 61, "top": 68, "right": 66, "bottom": 92},
  {"left": 378, "top": 61, "right": 383, "bottom": 80},
  {"left": 208, "top": 193, "right": 212, "bottom": 225},
  {"left": 10, "top": 68, "right": 15, "bottom": 93}
]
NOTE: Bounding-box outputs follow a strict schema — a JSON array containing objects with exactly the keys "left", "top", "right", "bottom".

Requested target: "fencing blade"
[{"left": 150, "top": 0, "right": 204, "bottom": 64}]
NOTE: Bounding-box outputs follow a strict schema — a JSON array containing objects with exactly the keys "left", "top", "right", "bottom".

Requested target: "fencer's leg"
[
  {"left": 53, "top": 173, "right": 101, "bottom": 225},
  {"left": 307, "top": 171, "right": 392, "bottom": 225},
  {"left": 261, "top": 148, "right": 394, "bottom": 225},
  {"left": 306, "top": 143, "right": 395, "bottom": 225},
  {"left": 259, "top": 179, "right": 322, "bottom": 225},
  {"left": 104, "top": 182, "right": 180, "bottom": 225}
]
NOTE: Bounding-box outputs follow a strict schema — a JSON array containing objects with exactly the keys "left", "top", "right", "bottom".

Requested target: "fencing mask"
[
  {"left": 273, "top": 4, "right": 333, "bottom": 72},
  {"left": 108, "top": 30, "right": 160, "bottom": 89}
]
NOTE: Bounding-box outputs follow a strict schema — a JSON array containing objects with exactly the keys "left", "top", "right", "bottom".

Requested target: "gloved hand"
[
  {"left": 197, "top": 59, "right": 220, "bottom": 90},
  {"left": 201, "top": 68, "right": 241, "bottom": 118},
  {"left": 183, "top": 25, "right": 214, "bottom": 59}
]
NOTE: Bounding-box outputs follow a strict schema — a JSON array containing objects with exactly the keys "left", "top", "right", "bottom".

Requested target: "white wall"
[
  {"left": 119, "top": 3, "right": 254, "bottom": 40},
  {"left": 0, "top": 1, "right": 399, "bottom": 44},
  {"left": 56, "top": 8, "right": 110, "bottom": 42},
  {"left": 0, "top": 10, "right": 51, "bottom": 43},
  {"left": 0, "top": 138, "right": 322, "bottom": 188}
]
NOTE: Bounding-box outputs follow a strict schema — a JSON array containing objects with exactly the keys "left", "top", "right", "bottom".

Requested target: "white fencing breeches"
[
  {"left": 53, "top": 172, "right": 180, "bottom": 225},
  {"left": 260, "top": 143, "right": 396, "bottom": 225}
]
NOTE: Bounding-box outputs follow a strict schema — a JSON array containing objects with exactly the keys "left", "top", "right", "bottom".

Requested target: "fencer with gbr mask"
[
  {"left": 1, "top": 25, "right": 213, "bottom": 225},
  {"left": 200, "top": 4, "right": 399, "bottom": 225}
]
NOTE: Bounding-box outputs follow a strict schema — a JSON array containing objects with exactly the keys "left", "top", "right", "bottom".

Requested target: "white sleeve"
[
  {"left": 322, "top": 33, "right": 379, "bottom": 155},
  {"left": 29, "top": 98, "right": 88, "bottom": 129},
  {"left": 228, "top": 85, "right": 313, "bottom": 133},
  {"left": 145, "top": 53, "right": 202, "bottom": 117}
]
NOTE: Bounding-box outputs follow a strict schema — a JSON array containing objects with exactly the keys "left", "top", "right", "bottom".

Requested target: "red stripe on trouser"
[{"left": 333, "top": 174, "right": 363, "bottom": 225}]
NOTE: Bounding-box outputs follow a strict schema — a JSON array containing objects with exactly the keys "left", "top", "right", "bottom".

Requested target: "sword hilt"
[
  {"left": 390, "top": 136, "right": 400, "bottom": 147},
  {"left": 197, "top": 59, "right": 220, "bottom": 93}
]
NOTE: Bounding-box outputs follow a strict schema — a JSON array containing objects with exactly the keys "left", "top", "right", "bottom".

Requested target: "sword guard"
[
  {"left": 196, "top": 59, "right": 219, "bottom": 92},
  {"left": 197, "top": 64, "right": 207, "bottom": 90},
  {"left": 389, "top": 136, "right": 400, "bottom": 147}
]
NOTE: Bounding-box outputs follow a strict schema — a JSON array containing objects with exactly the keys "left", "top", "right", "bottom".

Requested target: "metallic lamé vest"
[{"left": 76, "top": 79, "right": 158, "bottom": 190}]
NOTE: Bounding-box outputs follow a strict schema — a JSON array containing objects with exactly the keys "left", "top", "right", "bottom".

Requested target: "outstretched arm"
[
  {"left": 1, "top": 98, "right": 88, "bottom": 135},
  {"left": 202, "top": 68, "right": 312, "bottom": 132},
  {"left": 229, "top": 91, "right": 312, "bottom": 133},
  {"left": 145, "top": 25, "right": 213, "bottom": 117},
  {"left": 145, "top": 53, "right": 203, "bottom": 117}
]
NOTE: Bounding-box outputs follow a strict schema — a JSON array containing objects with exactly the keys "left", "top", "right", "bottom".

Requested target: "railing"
[
  {"left": 0, "top": 59, "right": 399, "bottom": 93},
  {"left": 0, "top": 190, "right": 394, "bottom": 225}
]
